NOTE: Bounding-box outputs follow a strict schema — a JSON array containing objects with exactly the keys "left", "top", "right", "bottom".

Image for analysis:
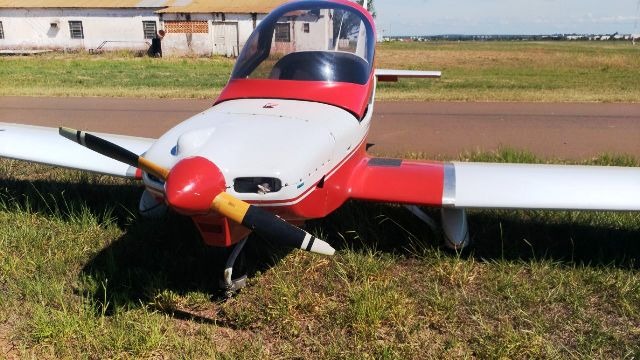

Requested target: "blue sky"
[{"left": 375, "top": 0, "right": 640, "bottom": 35}]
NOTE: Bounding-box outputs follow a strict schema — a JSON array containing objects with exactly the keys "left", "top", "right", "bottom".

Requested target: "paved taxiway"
[{"left": 0, "top": 97, "right": 638, "bottom": 159}]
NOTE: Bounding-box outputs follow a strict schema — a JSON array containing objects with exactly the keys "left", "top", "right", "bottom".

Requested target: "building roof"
[
  {"left": 0, "top": 0, "right": 171, "bottom": 8},
  {"left": 0, "top": 0, "right": 288, "bottom": 12},
  {"left": 158, "top": 0, "right": 289, "bottom": 14}
]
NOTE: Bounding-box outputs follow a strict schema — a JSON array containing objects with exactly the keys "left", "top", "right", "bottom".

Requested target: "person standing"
[{"left": 148, "top": 29, "right": 166, "bottom": 57}]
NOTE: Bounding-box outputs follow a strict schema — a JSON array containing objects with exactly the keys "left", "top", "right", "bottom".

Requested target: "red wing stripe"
[{"left": 349, "top": 157, "right": 446, "bottom": 207}]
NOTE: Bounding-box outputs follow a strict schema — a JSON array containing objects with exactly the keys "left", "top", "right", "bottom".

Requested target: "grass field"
[
  {"left": 0, "top": 41, "right": 639, "bottom": 102},
  {"left": 1, "top": 150, "right": 639, "bottom": 359}
]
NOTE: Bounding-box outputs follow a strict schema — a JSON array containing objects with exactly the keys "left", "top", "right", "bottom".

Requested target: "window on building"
[
  {"left": 142, "top": 21, "right": 157, "bottom": 39},
  {"left": 303, "top": 23, "right": 310, "bottom": 33},
  {"left": 275, "top": 23, "right": 290, "bottom": 42},
  {"left": 0, "top": 21, "right": 4, "bottom": 39},
  {"left": 69, "top": 21, "right": 84, "bottom": 39}
]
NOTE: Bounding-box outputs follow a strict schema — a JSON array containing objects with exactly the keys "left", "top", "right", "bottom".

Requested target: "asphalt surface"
[{"left": 0, "top": 97, "right": 638, "bottom": 159}]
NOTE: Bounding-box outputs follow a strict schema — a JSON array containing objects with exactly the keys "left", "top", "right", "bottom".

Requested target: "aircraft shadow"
[
  {"left": 313, "top": 201, "right": 640, "bottom": 269},
  {"left": 80, "top": 214, "right": 290, "bottom": 314},
  {"left": 0, "top": 177, "right": 290, "bottom": 317},
  {"left": 467, "top": 212, "right": 640, "bottom": 268},
  {"left": 0, "top": 176, "right": 142, "bottom": 227},
  {"left": 1, "top": 177, "right": 639, "bottom": 319}
]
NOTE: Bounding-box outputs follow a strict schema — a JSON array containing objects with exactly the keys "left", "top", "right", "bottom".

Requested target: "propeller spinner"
[{"left": 59, "top": 127, "right": 335, "bottom": 256}]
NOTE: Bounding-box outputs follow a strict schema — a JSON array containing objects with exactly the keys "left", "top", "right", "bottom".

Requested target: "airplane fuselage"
[
  {"left": 142, "top": 94, "right": 376, "bottom": 240},
  {"left": 140, "top": 0, "right": 380, "bottom": 246}
]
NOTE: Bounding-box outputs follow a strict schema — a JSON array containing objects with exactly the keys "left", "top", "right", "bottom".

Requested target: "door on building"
[{"left": 212, "top": 22, "right": 239, "bottom": 57}]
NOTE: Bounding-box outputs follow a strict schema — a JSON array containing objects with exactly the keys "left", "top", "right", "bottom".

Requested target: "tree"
[{"left": 355, "top": 0, "right": 376, "bottom": 18}]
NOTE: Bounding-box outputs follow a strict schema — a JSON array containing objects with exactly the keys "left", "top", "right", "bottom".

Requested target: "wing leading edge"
[
  {"left": 0, "top": 123, "right": 155, "bottom": 178},
  {"left": 349, "top": 157, "right": 640, "bottom": 211}
]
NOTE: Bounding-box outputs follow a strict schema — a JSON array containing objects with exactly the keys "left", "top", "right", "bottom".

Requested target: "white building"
[
  {"left": 0, "top": 0, "right": 289, "bottom": 56},
  {"left": 158, "top": 0, "right": 289, "bottom": 57}
]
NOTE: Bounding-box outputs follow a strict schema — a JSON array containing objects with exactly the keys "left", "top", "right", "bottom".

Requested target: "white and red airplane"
[{"left": 1, "top": 0, "right": 639, "bottom": 290}]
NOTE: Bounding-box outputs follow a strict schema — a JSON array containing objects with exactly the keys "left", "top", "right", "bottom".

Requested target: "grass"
[
  {"left": 0, "top": 51, "right": 234, "bottom": 99},
  {"left": 1, "top": 149, "right": 639, "bottom": 358},
  {"left": 1, "top": 41, "right": 639, "bottom": 102},
  {"left": 375, "top": 41, "right": 640, "bottom": 102}
]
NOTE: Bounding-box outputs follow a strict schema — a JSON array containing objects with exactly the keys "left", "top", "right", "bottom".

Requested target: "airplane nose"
[{"left": 164, "top": 156, "right": 226, "bottom": 215}]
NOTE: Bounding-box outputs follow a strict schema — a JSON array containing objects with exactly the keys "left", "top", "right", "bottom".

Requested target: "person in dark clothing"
[{"left": 148, "top": 30, "right": 165, "bottom": 57}]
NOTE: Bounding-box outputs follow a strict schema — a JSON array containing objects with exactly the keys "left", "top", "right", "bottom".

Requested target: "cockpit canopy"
[{"left": 231, "top": 1, "right": 375, "bottom": 85}]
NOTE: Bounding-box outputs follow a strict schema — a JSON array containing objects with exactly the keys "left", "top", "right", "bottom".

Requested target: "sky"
[{"left": 375, "top": 0, "right": 640, "bottom": 36}]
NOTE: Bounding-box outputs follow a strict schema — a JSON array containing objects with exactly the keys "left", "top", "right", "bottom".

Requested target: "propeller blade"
[
  {"left": 211, "top": 192, "right": 335, "bottom": 256},
  {"left": 59, "top": 127, "right": 169, "bottom": 180}
]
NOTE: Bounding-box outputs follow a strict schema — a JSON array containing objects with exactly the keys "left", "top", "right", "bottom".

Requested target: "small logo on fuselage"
[{"left": 263, "top": 103, "right": 278, "bottom": 109}]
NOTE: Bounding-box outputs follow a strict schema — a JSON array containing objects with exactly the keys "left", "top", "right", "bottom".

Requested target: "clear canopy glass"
[{"left": 232, "top": 1, "right": 375, "bottom": 85}]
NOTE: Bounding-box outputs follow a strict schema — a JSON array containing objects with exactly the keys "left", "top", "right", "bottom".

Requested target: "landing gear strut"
[
  {"left": 405, "top": 205, "right": 470, "bottom": 250},
  {"left": 221, "top": 237, "right": 249, "bottom": 297}
]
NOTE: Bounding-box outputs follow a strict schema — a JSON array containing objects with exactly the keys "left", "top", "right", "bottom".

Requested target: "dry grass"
[
  {"left": 375, "top": 41, "right": 640, "bottom": 102},
  {"left": 0, "top": 41, "right": 638, "bottom": 102},
  {"left": 377, "top": 42, "right": 638, "bottom": 70}
]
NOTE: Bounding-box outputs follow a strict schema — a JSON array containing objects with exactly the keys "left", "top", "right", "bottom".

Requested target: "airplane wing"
[
  {"left": 375, "top": 69, "right": 441, "bottom": 82},
  {"left": 0, "top": 123, "right": 155, "bottom": 178},
  {"left": 349, "top": 157, "right": 640, "bottom": 211},
  {"left": 448, "top": 162, "right": 640, "bottom": 211}
]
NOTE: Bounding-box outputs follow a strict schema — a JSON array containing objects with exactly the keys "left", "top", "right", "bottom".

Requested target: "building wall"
[
  {"left": 0, "top": 8, "right": 160, "bottom": 51},
  {"left": 159, "top": 13, "right": 266, "bottom": 57},
  {"left": 0, "top": 8, "right": 269, "bottom": 56}
]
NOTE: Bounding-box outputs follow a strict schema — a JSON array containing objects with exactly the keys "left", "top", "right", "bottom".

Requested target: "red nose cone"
[{"left": 164, "top": 156, "right": 226, "bottom": 215}]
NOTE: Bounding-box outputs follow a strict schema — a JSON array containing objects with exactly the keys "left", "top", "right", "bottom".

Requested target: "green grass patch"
[
  {"left": 0, "top": 149, "right": 639, "bottom": 358},
  {"left": 0, "top": 52, "right": 234, "bottom": 99},
  {"left": 1, "top": 41, "right": 639, "bottom": 102}
]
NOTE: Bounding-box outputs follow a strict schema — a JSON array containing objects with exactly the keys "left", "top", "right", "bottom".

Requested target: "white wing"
[
  {"left": 375, "top": 69, "right": 441, "bottom": 81},
  {"left": 0, "top": 122, "right": 155, "bottom": 178},
  {"left": 444, "top": 162, "right": 640, "bottom": 211}
]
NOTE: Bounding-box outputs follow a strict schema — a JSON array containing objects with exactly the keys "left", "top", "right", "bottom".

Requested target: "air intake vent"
[{"left": 234, "top": 177, "right": 282, "bottom": 194}]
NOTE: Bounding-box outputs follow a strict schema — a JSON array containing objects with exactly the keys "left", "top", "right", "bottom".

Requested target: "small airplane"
[{"left": 1, "top": 0, "right": 639, "bottom": 292}]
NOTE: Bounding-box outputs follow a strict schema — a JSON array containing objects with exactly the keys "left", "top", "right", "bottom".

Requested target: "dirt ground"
[
  {"left": 0, "top": 323, "right": 18, "bottom": 359},
  {"left": 0, "top": 97, "right": 638, "bottom": 159}
]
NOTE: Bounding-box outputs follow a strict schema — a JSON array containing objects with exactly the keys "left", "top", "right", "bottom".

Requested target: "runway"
[{"left": 0, "top": 96, "right": 638, "bottom": 159}]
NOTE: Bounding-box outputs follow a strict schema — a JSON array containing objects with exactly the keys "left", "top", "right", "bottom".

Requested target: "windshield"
[{"left": 231, "top": 1, "right": 375, "bottom": 85}]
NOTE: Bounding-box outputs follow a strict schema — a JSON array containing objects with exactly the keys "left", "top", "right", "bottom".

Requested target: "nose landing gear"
[{"left": 220, "top": 237, "right": 249, "bottom": 297}]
